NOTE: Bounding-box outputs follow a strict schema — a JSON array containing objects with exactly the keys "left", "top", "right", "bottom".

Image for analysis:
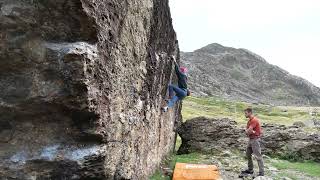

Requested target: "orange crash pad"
[{"left": 172, "top": 163, "right": 222, "bottom": 180}]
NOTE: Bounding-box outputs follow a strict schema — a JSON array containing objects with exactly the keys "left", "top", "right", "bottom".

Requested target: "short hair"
[{"left": 244, "top": 108, "right": 253, "bottom": 113}]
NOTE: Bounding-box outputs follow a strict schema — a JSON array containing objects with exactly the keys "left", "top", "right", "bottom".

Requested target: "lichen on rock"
[{"left": 0, "top": 0, "right": 180, "bottom": 179}]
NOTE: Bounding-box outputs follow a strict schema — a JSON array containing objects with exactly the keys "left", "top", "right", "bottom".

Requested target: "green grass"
[
  {"left": 149, "top": 153, "right": 205, "bottom": 180},
  {"left": 149, "top": 170, "right": 171, "bottom": 180},
  {"left": 173, "top": 152, "right": 204, "bottom": 164},
  {"left": 272, "top": 160, "right": 320, "bottom": 177},
  {"left": 151, "top": 96, "right": 319, "bottom": 179},
  {"left": 168, "top": 152, "right": 207, "bottom": 171},
  {"left": 182, "top": 96, "right": 311, "bottom": 125},
  {"left": 274, "top": 172, "right": 299, "bottom": 180}
]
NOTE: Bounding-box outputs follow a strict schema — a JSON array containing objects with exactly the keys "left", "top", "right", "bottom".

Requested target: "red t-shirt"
[{"left": 247, "top": 116, "right": 262, "bottom": 139}]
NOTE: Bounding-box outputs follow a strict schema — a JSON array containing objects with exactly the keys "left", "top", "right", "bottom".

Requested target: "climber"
[
  {"left": 239, "top": 108, "right": 264, "bottom": 178},
  {"left": 162, "top": 56, "right": 190, "bottom": 112}
]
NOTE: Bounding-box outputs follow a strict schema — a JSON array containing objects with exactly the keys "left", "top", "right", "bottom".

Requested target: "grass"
[
  {"left": 274, "top": 172, "right": 299, "bottom": 180},
  {"left": 149, "top": 152, "right": 206, "bottom": 180},
  {"left": 272, "top": 159, "right": 320, "bottom": 177},
  {"left": 150, "top": 170, "right": 171, "bottom": 180},
  {"left": 173, "top": 152, "right": 204, "bottom": 164},
  {"left": 151, "top": 96, "right": 320, "bottom": 179},
  {"left": 182, "top": 96, "right": 313, "bottom": 125}
]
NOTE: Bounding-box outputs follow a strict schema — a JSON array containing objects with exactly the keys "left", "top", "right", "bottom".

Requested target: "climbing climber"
[
  {"left": 162, "top": 56, "right": 190, "bottom": 112},
  {"left": 239, "top": 108, "right": 264, "bottom": 178}
]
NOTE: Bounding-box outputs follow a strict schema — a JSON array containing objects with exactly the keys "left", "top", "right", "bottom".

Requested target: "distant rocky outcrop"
[
  {"left": 181, "top": 43, "right": 320, "bottom": 106},
  {"left": 178, "top": 117, "right": 320, "bottom": 162},
  {"left": 0, "top": 0, "right": 180, "bottom": 179}
]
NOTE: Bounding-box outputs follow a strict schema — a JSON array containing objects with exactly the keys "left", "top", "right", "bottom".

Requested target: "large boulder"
[
  {"left": 177, "top": 117, "right": 246, "bottom": 154},
  {"left": 178, "top": 117, "right": 320, "bottom": 162},
  {"left": 0, "top": 0, "right": 180, "bottom": 179}
]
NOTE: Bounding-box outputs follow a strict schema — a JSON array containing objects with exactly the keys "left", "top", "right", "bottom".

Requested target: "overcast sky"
[{"left": 169, "top": 0, "right": 320, "bottom": 87}]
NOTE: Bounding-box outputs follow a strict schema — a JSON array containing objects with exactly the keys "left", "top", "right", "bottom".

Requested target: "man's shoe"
[
  {"left": 257, "top": 172, "right": 264, "bottom": 176},
  {"left": 239, "top": 169, "right": 254, "bottom": 178},
  {"left": 241, "top": 169, "right": 254, "bottom": 174}
]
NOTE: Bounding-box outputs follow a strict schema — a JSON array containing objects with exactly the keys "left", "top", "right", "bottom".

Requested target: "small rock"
[
  {"left": 267, "top": 166, "right": 278, "bottom": 171},
  {"left": 162, "top": 167, "right": 173, "bottom": 176},
  {"left": 253, "top": 176, "right": 273, "bottom": 180},
  {"left": 221, "top": 150, "right": 232, "bottom": 157},
  {"left": 282, "top": 177, "right": 293, "bottom": 180},
  {"left": 262, "top": 155, "right": 270, "bottom": 159},
  {"left": 293, "top": 121, "right": 305, "bottom": 128}
]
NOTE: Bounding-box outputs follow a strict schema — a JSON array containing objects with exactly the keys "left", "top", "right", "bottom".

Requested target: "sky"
[{"left": 169, "top": 0, "right": 320, "bottom": 87}]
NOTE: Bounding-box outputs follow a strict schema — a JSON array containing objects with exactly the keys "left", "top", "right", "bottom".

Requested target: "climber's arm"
[{"left": 170, "top": 56, "right": 183, "bottom": 77}]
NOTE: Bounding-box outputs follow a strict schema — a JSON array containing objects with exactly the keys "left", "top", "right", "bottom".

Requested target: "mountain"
[{"left": 181, "top": 43, "right": 320, "bottom": 106}]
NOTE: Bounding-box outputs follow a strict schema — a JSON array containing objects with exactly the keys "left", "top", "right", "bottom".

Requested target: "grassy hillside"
[{"left": 182, "top": 96, "right": 315, "bottom": 125}]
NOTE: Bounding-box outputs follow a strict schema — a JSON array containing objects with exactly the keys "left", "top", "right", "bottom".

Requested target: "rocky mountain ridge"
[{"left": 181, "top": 43, "right": 320, "bottom": 106}]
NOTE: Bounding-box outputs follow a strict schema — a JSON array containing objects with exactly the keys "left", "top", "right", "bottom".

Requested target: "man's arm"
[
  {"left": 245, "top": 127, "right": 255, "bottom": 135},
  {"left": 245, "top": 121, "right": 256, "bottom": 135}
]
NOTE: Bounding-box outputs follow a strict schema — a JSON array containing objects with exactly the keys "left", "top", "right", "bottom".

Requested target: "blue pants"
[{"left": 167, "top": 84, "right": 187, "bottom": 108}]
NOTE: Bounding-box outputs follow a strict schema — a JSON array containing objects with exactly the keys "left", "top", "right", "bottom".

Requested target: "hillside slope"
[{"left": 181, "top": 43, "right": 320, "bottom": 106}]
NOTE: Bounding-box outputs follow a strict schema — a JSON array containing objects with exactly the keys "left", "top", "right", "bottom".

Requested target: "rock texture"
[
  {"left": 177, "top": 117, "right": 246, "bottom": 154},
  {"left": 181, "top": 43, "right": 320, "bottom": 106},
  {"left": 178, "top": 117, "right": 320, "bottom": 162},
  {"left": 0, "top": 0, "right": 180, "bottom": 179}
]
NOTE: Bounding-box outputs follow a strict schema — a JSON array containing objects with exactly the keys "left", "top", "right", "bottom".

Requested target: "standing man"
[
  {"left": 239, "top": 108, "right": 264, "bottom": 177},
  {"left": 162, "top": 56, "right": 189, "bottom": 112}
]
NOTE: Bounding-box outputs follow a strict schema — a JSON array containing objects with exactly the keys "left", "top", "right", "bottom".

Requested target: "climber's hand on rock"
[{"left": 170, "top": 55, "right": 176, "bottom": 63}]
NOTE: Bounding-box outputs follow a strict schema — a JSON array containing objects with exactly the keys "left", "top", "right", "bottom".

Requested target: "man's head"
[
  {"left": 244, "top": 108, "right": 253, "bottom": 118},
  {"left": 180, "top": 67, "right": 187, "bottom": 74}
]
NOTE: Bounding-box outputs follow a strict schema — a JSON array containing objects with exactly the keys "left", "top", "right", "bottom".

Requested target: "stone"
[
  {"left": 178, "top": 117, "right": 320, "bottom": 162},
  {"left": 267, "top": 166, "right": 278, "bottom": 172},
  {"left": 253, "top": 176, "right": 273, "bottom": 180},
  {"left": 293, "top": 121, "right": 305, "bottom": 127},
  {"left": 0, "top": 0, "right": 180, "bottom": 179},
  {"left": 221, "top": 150, "right": 232, "bottom": 157},
  {"left": 177, "top": 117, "right": 245, "bottom": 154},
  {"left": 162, "top": 167, "right": 173, "bottom": 177},
  {"left": 282, "top": 177, "right": 293, "bottom": 180}
]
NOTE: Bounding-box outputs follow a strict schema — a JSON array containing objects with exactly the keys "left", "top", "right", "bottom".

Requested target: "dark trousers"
[{"left": 246, "top": 138, "right": 264, "bottom": 174}]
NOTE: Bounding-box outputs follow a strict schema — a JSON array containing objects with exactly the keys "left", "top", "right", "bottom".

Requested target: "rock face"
[
  {"left": 0, "top": 0, "right": 180, "bottom": 179},
  {"left": 181, "top": 43, "right": 320, "bottom": 106},
  {"left": 178, "top": 117, "right": 320, "bottom": 162},
  {"left": 177, "top": 117, "right": 246, "bottom": 154}
]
